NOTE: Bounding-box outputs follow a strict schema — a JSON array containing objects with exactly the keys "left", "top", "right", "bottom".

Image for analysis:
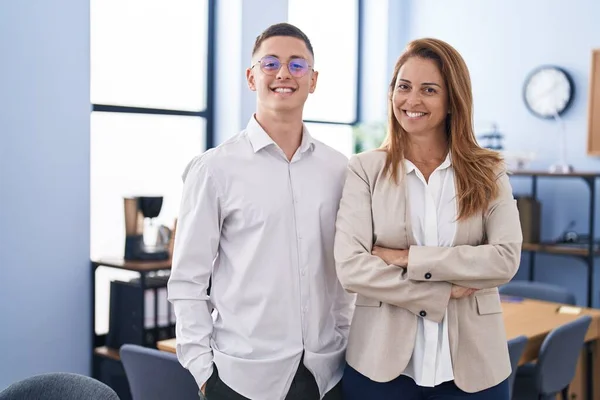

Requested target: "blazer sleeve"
[
  {"left": 407, "top": 171, "right": 523, "bottom": 289},
  {"left": 334, "top": 155, "right": 452, "bottom": 323}
]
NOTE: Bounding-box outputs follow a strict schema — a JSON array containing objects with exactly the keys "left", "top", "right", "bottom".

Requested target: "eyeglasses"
[{"left": 252, "top": 55, "right": 312, "bottom": 78}]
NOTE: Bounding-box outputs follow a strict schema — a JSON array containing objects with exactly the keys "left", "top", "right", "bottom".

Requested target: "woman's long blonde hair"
[{"left": 381, "top": 38, "right": 503, "bottom": 220}]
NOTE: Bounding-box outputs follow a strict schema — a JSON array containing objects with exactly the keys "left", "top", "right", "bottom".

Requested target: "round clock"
[{"left": 523, "top": 66, "right": 574, "bottom": 119}]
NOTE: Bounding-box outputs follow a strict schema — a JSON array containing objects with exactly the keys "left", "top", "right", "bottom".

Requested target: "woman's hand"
[
  {"left": 451, "top": 285, "right": 478, "bottom": 299},
  {"left": 372, "top": 246, "right": 409, "bottom": 268},
  {"left": 372, "top": 246, "right": 477, "bottom": 298}
]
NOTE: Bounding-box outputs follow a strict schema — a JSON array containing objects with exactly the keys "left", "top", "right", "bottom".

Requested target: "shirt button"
[
  {"left": 419, "top": 310, "right": 427, "bottom": 317},
  {"left": 301, "top": 269, "right": 306, "bottom": 276},
  {"left": 425, "top": 272, "right": 432, "bottom": 279}
]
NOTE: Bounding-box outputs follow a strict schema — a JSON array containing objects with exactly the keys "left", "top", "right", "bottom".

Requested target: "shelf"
[
  {"left": 510, "top": 170, "right": 600, "bottom": 178},
  {"left": 92, "top": 257, "right": 171, "bottom": 272},
  {"left": 522, "top": 242, "right": 599, "bottom": 257},
  {"left": 94, "top": 346, "right": 120, "bottom": 361},
  {"left": 515, "top": 169, "right": 599, "bottom": 307}
]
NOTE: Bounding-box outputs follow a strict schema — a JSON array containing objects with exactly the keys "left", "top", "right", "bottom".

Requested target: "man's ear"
[
  {"left": 246, "top": 68, "right": 256, "bottom": 91},
  {"left": 309, "top": 70, "right": 318, "bottom": 94}
]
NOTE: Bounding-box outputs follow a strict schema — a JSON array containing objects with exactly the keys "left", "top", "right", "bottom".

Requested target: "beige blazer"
[{"left": 334, "top": 150, "right": 523, "bottom": 393}]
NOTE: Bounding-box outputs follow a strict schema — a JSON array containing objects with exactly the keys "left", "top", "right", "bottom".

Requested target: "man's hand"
[
  {"left": 372, "top": 246, "right": 409, "bottom": 267},
  {"left": 451, "top": 285, "right": 478, "bottom": 299}
]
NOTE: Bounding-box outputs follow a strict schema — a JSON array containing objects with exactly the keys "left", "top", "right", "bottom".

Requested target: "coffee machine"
[{"left": 124, "top": 196, "right": 170, "bottom": 261}]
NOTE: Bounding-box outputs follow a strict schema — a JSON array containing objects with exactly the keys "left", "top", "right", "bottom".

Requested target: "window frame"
[
  {"left": 91, "top": 0, "right": 216, "bottom": 149},
  {"left": 294, "top": 0, "right": 364, "bottom": 127}
]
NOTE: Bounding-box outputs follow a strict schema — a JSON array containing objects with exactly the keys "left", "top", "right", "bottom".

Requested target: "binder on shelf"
[
  {"left": 516, "top": 196, "right": 541, "bottom": 243},
  {"left": 106, "top": 275, "right": 175, "bottom": 349}
]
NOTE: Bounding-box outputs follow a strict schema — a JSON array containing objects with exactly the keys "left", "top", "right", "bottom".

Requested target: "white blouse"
[{"left": 402, "top": 153, "right": 457, "bottom": 387}]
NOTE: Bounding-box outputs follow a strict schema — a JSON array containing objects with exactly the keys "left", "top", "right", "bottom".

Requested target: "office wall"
[
  {"left": 0, "top": 1, "right": 90, "bottom": 389},
  {"left": 403, "top": 0, "right": 600, "bottom": 305}
]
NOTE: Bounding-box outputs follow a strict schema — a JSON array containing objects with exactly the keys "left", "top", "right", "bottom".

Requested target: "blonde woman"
[{"left": 334, "top": 38, "right": 522, "bottom": 399}]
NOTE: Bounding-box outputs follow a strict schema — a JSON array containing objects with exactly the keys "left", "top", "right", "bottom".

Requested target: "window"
[
  {"left": 91, "top": 0, "right": 209, "bottom": 112},
  {"left": 90, "top": 112, "right": 205, "bottom": 258},
  {"left": 288, "top": 0, "right": 360, "bottom": 156},
  {"left": 90, "top": 0, "right": 214, "bottom": 260},
  {"left": 90, "top": 0, "right": 214, "bottom": 334}
]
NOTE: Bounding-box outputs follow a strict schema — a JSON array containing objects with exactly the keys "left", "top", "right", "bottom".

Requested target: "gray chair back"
[
  {"left": 535, "top": 315, "right": 592, "bottom": 398},
  {"left": 120, "top": 344, "right": 198, "bottom": 400},
  {"left": 507, "top": 335, "right": 528, "bottom": 399},
  {"left": 499, "top": 281, "right": 576, "bottom": 305},
  {"left": 0, "top": 372, "right": 119, "bottom": 400}
]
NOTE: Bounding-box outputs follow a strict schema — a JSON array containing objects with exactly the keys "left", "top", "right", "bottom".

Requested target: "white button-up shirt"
[
  {"left": 402, "top": 153, "right": 456, "bottom": 387},
  {"left": 168, "top": 116, "right": 354, "bottom": 400}
]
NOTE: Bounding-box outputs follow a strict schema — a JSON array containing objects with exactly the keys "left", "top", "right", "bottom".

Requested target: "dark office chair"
[
  {"left": 0, "top": 372, "right": 119, "bottom": 400},
  {"left": 501, "top": 280, "right": 579, "bottom": 383},
  {"left": 512, "top": 315, "right": 592, "bottom": 400},
  {"left": 499, "top": 281, "right": 576, "bottom": 305},
  {"left": 120, "top": 344, "right": 199, "bottom": 400},
  {"left": 507, "top": 335, "right": 528, "bottom": 399}
]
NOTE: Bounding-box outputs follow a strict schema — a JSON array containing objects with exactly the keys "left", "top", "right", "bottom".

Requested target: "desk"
[
  {"left": 503, "top": 298, "right": 600, "bottom": 399},
  {"left": 157, "top": 338, "right": 176, "bottom": 353},
  {"left": 158, "top": 298, "right": 600, "bottom": 399}
]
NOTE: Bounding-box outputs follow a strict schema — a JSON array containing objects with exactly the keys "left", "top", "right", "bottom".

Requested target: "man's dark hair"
[{"left": 252, "top": 23, "right": 314, "bottom": 58}]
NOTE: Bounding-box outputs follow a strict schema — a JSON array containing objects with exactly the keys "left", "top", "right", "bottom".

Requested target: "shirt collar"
[
  {"left": 298, "top": 125, "right": 316, "bottom": 153},
  {"left": 246, "top": 115, "right": 315, "bottom": 154},
  {"left": 403, "top": 152, "right": 452, "bottom": 175}
]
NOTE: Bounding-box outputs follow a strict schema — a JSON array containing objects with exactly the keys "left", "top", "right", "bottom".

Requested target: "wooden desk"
[
  {"left": 503, "top": 298, "right": 600, "bottom": 399},
  {"left": 157, "top": 338, "right": 176, "bottom": 353},
  {"left": 503, "top": 298, "right": 600, "bottom": 363},
  {"left": 157, "top": 298, "right": 600, "bottom": 399}
]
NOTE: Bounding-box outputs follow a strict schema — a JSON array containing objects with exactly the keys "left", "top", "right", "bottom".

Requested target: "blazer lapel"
[{"left": 403, "top": 178, "right": 417, "bottom": 247}]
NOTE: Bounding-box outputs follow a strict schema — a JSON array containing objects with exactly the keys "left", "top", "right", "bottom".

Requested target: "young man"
[{"left": 167, "top": 23, "right": 353, "bottom": 400}]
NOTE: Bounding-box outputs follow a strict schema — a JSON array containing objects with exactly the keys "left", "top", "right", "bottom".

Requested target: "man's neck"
[{"left": 255, "top": 109, "right": 304, "bottom": 161}]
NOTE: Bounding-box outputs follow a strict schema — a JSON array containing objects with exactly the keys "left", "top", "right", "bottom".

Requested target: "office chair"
[
  {"left": 512, "top": 315, "right": 592, "bottom": 400},
  {"left": 499, "top": 280, "right": 576, "bottom": 305},
  {"left": 0, "top": 372, "right": 119, "bottom": 400},
  {"left": 507, "top": 335, "right": 528, "bottom": 399},
  {"left": 120, "top": 344, "right": 199, "bottom": 400}
]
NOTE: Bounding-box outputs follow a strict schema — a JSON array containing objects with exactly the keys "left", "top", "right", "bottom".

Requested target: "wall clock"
[{"left": 523, "top": 66, "right": 574, "bottom": 119}]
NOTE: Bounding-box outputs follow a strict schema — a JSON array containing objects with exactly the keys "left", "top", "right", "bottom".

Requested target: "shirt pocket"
[
  {"left": 475, "top": 292, "right": 503, "bottom": 315},
  {"left": 355, "top": 294, "right": 382, "bottom": 307}
]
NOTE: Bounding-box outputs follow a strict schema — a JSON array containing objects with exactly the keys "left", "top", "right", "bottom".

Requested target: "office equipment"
[{"left": 124, "top": 196, "right": 170, "bottom": 261}]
